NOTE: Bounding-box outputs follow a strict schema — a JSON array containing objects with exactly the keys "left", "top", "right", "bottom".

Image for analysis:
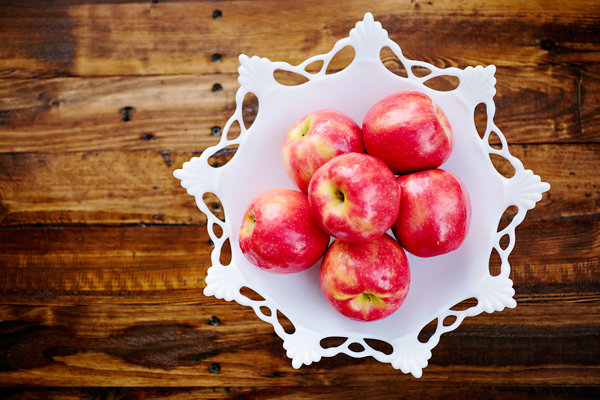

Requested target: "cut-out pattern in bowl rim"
[{"left": 174, "top": 12, "right": 550, "bottom": 378}]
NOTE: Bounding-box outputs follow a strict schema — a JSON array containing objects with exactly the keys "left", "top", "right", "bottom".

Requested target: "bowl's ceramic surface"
[{"left": 174, "top": 13, "right": 549, "bottom": 377}]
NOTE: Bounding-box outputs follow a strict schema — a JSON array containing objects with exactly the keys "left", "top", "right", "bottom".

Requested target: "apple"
[
  {"left": 239, "top": 188, "right": 330, "bottom": 273},
  {"left": 308, "top": 152, "right": 400, "bottom": 243},
  {"left": 282, "top": 109, "right": 364, "bottom": 193},
  {"left": 320, "top": 234, "right": 410, "bottom": 321},
  {"left": 392, "top": 169, "right": 471, "bottom": 257},
  {"left": 362, "top": 91, "right": 454, "bottom": 174}
]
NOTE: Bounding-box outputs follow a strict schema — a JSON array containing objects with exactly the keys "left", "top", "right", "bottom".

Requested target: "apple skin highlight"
[
  {"left": 283, "top": 109, "right": 364, "bottom": 193},
  {"left": 308, "top": 152, "right": 400, "bottom": 243},
  {"left": 239, "top": 189, "right": 330, "bottom": 273},
  {"left": 320, "top": 234, "right": 411, "bottom": 322},
  {"left": 392, "top": 169, "right": 471, "bottom": 257},
  {"left": 362, "top": 91, "right": 454, "bottom": 174}
]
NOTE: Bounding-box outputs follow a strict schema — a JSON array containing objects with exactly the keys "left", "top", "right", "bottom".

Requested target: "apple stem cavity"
[
  {"left": 293, "top": 116, "right": 313, "bottom": 139},
  {"left": 333, "top": 188, "right": 345, "bottom": 204},
  {"left": 245, "top": 212, "right": 256, "bottom": 232},
  {"left": 357, "top": 292, "right": 384, "bottom": 306}
]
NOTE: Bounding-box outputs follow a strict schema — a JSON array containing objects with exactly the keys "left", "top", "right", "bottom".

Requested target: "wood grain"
[
  {"left": 0, "top": 0, "right": 599, "bottom": 78},
  {"left": 1, "top": 386, "right": 599, "bottom": 400},
  {"left": 0, "top": 219, "right": 596, "bottom": 304},
  {"left": 0, "top": 74, "right": 236, "bottom": 153},
  {"left": 0, "top": 150, "right": 204, "bottom": 226},
  {"left": 0, "top": 144, "right": 596, "bottom": 227},
  {"left": 1, "top": 0, "right": 598, "bottom": 395},
  {"left": 0, "top": 65, "right": 596, "bottom": 154},
  {"left": 0, "top": 298, "right": 598, "bottom": 386}
]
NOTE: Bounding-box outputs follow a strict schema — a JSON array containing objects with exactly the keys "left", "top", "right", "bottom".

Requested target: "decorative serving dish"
[{"left": 174, "top": 13, "right": 549, "bottom": 377}]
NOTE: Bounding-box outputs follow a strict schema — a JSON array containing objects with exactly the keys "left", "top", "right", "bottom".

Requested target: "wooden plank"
[
  {"left": 581, "top": 65, "right": 600, "bottom": 139},
  {"left": 0, "top": 144, "right": 596, "bottom": 227},
  {"left": 0, "top": 219, "right": 597, "bottom": 304},
  {"left": 0, "top": 0, "right": 597, "bottom": 395},
  {"left": 0, "top": 74, "right": 236, "bottom": 153},
  {"left": 3, "top": 386, "right": 598, "bottom": 400},
  {"left": 0, "top": 65, "right": 594, "bottom": 154},
  {"left": 0, "top": 150, "right": 206, "bottom": 226},
  {"left": 0, "top": 359, "right": 596, "bottom": 387},
  {"left": 0, "top": 1, "right": 598, "bottom": 78},
  {"left": 0, "top": 225, "right": 212, "bottom": 302},
  {"left": 0, "top": 304, "right": 597, "bottom": 386},
  {"left": 0, "top": 294, "right": 598, "bottom": 371},
  {"left": 0, "top": 293, "right": 597, "bottom": 339}
]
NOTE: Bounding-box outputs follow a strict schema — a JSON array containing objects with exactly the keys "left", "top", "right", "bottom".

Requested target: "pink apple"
[
  {"left": 282, "top": 109, "right": 364, "bottom": 193},
  {"left": 239, "top": 189, "right": 330, "bottom": 273},
  {"left": 362, "top": 91, "right": 454, "bottom": 174},
  {"left": 392, "top": 169, "right": 471, "bottom": 257},
  {"left": 320, "top": 234, "right": 410, "bottom": 321},
  {"left": 308, "top": 152, "right": 400, "bottom": 243}
]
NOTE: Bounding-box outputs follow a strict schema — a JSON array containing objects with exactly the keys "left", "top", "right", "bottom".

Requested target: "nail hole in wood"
[
  {"left": 208, "top": 145, "right": 238, "bottom": 168},
  {"left": 141, "top": 132, "right": 156, "bottom": 141},
  {"left": 541, "top": 38, "right": 556, "bottom": 51},
  {"left": 120, "top": 106, "right": 135, "bottom": 122},
  {"left": 208, "top": 363, "right": 221, "bottom": 374}
]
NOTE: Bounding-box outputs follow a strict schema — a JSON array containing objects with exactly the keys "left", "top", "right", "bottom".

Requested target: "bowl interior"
[{"left": 217, "top": 60, "right": 504, "bottom": 340}]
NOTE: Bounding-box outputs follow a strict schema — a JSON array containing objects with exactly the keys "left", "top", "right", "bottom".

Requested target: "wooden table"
[{"left": 1, "top": 1, "right": 598, "bottom": 398}]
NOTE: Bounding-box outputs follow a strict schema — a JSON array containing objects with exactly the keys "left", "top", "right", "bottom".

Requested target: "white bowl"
[{"left": 174, "top": 13, "right": 550, "bottom": 377}]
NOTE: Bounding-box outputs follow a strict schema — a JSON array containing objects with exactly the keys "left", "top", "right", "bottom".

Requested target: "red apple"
[
  {"left": 320, "top": 234, "right": 410, "bottom": 321},
  {"left": 239, "top": 188, "right": 330, "bottom": 273},
  {"left": 362, "top": 91, "right": 454, "bottom": 174},
  {"left": 282, "top": 109, "right": 364, "bottom": 193},
  {"left": 392, "top": 169, "right": 471, "bottom": 257},
  {"left": 308, "top": 152, "right": 400, "bottom": 243}
]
